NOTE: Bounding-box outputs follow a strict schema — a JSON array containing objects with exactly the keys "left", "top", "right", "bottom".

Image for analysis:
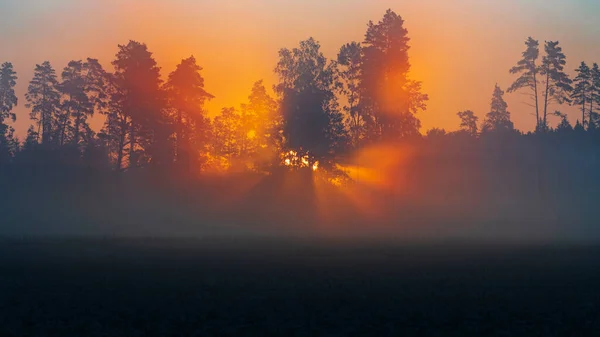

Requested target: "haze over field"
[{"left": 1, "top": 1, "right": 600, "bottom": 242}]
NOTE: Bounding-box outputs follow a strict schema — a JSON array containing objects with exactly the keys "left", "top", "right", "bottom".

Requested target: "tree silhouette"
[
  {"left": 100, "top": 74, "right": 129, "bottom": 170},
  {"left": 540, "top": 41, "right": 572, "bottom": 130},
  {"left": 275, "top": 37, "right": 346, "bottom": 168},
  {"left": 57, "top": 59, "right": 107, "bottom": 149},
  {"left": 0, "top": 62, "right": 18, "bottom": 126},
  {"left": 574, "top": 119, "right": 585, "bottom": 133},
  {"left": 239, "top": 80, "right": 280, "bottom": 169},
  {"left": 590, "top": 63, "right": 600, "bottom": 126},
  {"left": 212, "top": 107, "right": 242, "bottom": 167},
  {"left": 337, "top": 42, "right": 364, "bottom": 148},
  {"left": 571, "top": 61, "right": 591, "bottom": 129},
  {"left": 555, "top": 113, "right": 573, "bottom": 133},
  {"left": 426, "top": 127, "right": 447, "bottom": 140},
  {"left": 111, "top": 41, "right": 166, "bottom": 168},
  {"left": 165, "top": 56, "right": 214, "bottom": 171},
  {"left": 508, "top": 37, "right": 541, "bottom": 128},
  {"left": 457, "top": 110, "right": 479, "bottom": 136},
  {"left": 26, "top": 62, "right": 61, "bottom": 145},
  {"left": 360, "top": 9, "right": 428, "bottom": 141},
  {"left": 482, "top": 84, "right": 514, "bottom": 133},
  {"left": 0, "top": 62, "right": 18, "bottom": 162},
  {"left": 82, "top": 59, "right": 108, "bottom": 144},
  {"left": 22, "top": 126, "right": 39, "bottom": 152}
]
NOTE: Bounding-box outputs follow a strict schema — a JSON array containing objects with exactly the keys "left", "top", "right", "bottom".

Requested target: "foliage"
[
  {"left": 337, "top": 42, "right": 364, "bottom": 148},
  {"left": 275, "top": 37, "right": 347, "bottom": 167},
  {"left": 482, "top": 85, "right": 514, "bottom": 133},
  {"left": 165, "top": 56, "right": 214, "bottom": 171},
  {"left": 508, "top": 37, "right": 541, "bottom": 127},
  {"left": 25, "top": 61, "right": 61, "bottom": 145},
  {"left": 360, "top": 9, "right": 428, "bottom": 142},
  {"left": 457, "top": 110, "right": 479, "bottom": 136},
  {"left": 540, "top": 41, "right": 573, "bottom": 129}
]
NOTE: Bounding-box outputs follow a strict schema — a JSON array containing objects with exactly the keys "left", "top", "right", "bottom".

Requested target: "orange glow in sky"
[{"left": 3, "top": 0, "right": 600, "bottom": 137}]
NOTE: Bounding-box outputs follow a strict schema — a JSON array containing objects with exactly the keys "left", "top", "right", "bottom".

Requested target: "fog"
[{"left": 3, "top": 137, "right": 598, "bottom": 244}]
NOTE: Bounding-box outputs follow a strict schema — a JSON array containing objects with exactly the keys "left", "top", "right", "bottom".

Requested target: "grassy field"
[{"left": 1, "top": 237, "right": 599, "bottom": 336}]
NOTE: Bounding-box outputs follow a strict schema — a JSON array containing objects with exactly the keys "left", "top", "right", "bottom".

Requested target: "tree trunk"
[
  {"left": 59, "top": 110, "right": 70, "bottom": 147},
  {"left": 589, "top": 97, "right": 594, "bottom": 127},
  {"left": 582, "top": 98, "right": 587, "bottom": 130},
  {"left": 116, "top": 117, "right": 128, "bottom": 171},
  {"left": 41, "top": 92, "right": 47, "bottom": 144},
  {"left": 74, "top": 110, "right": 81, "bottom": 146},
  {"left": 129, "top": 121, "right": 135, "bottom": 168},
  {"left": 176, "top": 109, "right": 182, "bottom": 162},
  {"left": 36, "top": 120, "right": 42, "bottom": 144},
  {"left": 533, "top": 69, "right": 540, "bottom": 127},
  {"left": 542, "top": 72, "right": 550, "bottom": 131}
]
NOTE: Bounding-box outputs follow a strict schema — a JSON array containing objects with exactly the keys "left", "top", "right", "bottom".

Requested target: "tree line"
[
  {"left": 0, "top": 10, "right": 428, "bottom": 174},
  {"left": 1, "top": 10, "right": 599, "bottom": 178}
]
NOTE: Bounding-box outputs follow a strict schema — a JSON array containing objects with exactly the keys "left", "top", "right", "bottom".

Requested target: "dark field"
[{"left": 1, "top": 238, "right": 600, "bottom": 336}]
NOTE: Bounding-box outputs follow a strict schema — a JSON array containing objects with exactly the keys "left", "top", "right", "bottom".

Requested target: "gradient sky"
[{"left": 2, "top": 0, "right": 600, "bottom": 138}]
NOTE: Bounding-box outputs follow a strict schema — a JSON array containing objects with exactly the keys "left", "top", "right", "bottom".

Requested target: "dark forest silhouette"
[{"left": 1, "top": 9, "right": 600, "bottom": 239}]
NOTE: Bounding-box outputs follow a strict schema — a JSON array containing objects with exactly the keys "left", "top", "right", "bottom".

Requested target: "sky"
[{"left": 2, "top": 0, "right": 600, "bottom": 138}]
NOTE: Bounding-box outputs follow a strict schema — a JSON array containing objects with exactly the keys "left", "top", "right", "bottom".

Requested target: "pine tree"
[
  {"left": 457, "top": 110, "right": 479, "bottom": 136},
  {"left": 570, "top": 62, "right": 591, "bottom": 129},
  {"left": 101, "top": 73, "right": 130, "bottom": 171},
  {"left": 58, "top": 60, "right": 88, "bottom": 147},
  {"left": 337, "top": 42, "right": 364, "bottom": 148},
  {"left": 112, "top": 41, "right": 166, "bottom": 168},
  {"left": 482, "top": 84, "right": 514, "bottom": 133},
  {"left": 165, "top": 56, "right": 213, "bottom": 170},
  {"left": 590, "top": 63, "right": 600, "bottom": 126},
  {"left": 57, "top": 58, "right": 107, "bottom": 149},
  {"left": 508, "top": 37, "right": 541, "bottom": 128},
  {"left": 22, "top": 126, "right": 39, "bottom": 152},
  {"left": 555, "top": 112, "right": 573, "bottom": 133},
  {"left": 25, "top": 61, "right": 61, "bottom": 145},
  {"left": 540, "top": 41, "right": 573, "bottom": 130},
  {"left": 0, "top": 62, "right": 18, "bottom": 125},
  {"left": 360, "top": 9, "right": 428, "bottom": 141},
  {"left": 0, "top": 62, "right": 18, "bottom": 162}
]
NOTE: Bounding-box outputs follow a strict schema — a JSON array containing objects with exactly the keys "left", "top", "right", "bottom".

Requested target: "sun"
[{"left": 281, "top": 150, "right": 319, "bottom": 171}]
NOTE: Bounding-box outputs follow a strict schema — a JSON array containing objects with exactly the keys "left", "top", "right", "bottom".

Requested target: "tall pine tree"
[
  {"left": 111, "top": 41, "right": 166, "bottom": 168},
  {"left": 360, "top": 9, "right": 428, "bottom": 141},
  {"left": 337, "top": 42, "right": 364, "bottom": 148},
  {"left": 0, "top": 62, "right": 18, "bottom": 162},
  {"left": 590, "top": 63, "right": 600, "bottom": 127},
  {"left": 164, "top": 56, "right": 213, "bottom": 170},
  {"left": 570, "top": 61, "right": 592, "bottom": 129},
  {"left": 540, "top": 41, "right": 572, "bottom": 130},
  {"left": 25, "top": 61, "right": 61, "bottom": 145},
  {"left": 508, "top": 37, "right": 541, "bottom": 128}
]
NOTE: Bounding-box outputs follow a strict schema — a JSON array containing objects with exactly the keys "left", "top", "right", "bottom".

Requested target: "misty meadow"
[
  {"left": 1, "top": 9, "right": 599, "bottom": 240},
  {"left": 2, "top": 3, "right": 600, "bottom": 336}
]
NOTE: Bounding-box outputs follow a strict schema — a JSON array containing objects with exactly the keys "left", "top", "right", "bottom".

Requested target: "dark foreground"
[{"left": 1, "top": 238, "right": 599, "bottom": 336}]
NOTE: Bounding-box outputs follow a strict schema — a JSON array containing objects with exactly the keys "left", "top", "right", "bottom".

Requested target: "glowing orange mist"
[{"left": 308, "top": 142, "right": 417, "bottom": 235}]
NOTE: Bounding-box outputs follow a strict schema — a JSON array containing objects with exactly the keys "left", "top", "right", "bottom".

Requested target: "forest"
[{"left": 2, "top": 9, "right": 600, "bottom": 239}]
